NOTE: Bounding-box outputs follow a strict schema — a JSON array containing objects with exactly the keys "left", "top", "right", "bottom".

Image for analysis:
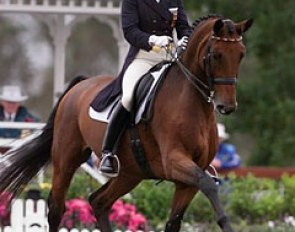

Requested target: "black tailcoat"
[{"left": 91, "top": 0, "right": 191, "bottom": 111}]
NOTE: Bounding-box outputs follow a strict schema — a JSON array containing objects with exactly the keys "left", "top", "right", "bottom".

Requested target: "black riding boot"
[{"left": 99, "top": 102, "right": 129, "bottom": 177}]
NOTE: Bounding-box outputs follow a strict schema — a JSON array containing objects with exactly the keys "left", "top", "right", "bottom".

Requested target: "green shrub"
[
  {"left": 128, "top": 174, "right": 295, "bottom": 228},
  {"left": 25, "top": 169, "right": 101, "bottom": 200},
  {"left": 281, "top": 174, "right": 295, "bottom": 215},
  {"left": 66, "top": 170, "right": 101, "bottom": 200},
  {"left": 227, "top": 174, "right": 285, "bottom": 222},
  {"left": 127, "top": 180, "right": 174, "bottom": 229},
  {"left": 185, "top": 192, "right": 215, "bottom": 223}
]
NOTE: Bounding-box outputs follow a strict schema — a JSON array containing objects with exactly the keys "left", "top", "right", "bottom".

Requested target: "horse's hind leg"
[
  {"left": 89, "top": 174, "right": 142, "bottom": 232},
  {"left": 165, "top": 183, "right": 198, "bottom": 232},
  {"left": 48, "top": 141, "right": 91, "bottom": 232}
]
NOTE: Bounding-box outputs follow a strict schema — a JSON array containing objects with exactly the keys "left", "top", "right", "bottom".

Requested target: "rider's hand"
[
  {"left": 177, "top": 36, "right": 188, "bottom": 50},
  {"left": 149, "top": 35, "right": 172, "bottom": 47}
]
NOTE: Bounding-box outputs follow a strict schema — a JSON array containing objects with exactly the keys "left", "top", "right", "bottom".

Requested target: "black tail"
[{"left": 0, "top": 75, "right": 87, "bottom": 199}]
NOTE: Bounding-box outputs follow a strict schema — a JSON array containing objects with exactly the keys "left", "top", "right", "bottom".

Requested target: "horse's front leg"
[
  {"left": 89, "top": 174, "right": 142, "bottom": 232},
  {"left": 168, "top": 155, "right": 234, "bottom": 232},
  {"left": 165, "top": 183, "right": 198, "bottom": 232}
]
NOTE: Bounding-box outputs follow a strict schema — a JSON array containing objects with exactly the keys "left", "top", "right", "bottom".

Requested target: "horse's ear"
[
  {"left": 213, "top": 19, "right": 224, "bottom": 35},
  {"left": 236, "top": 18, "right": 254, "bottom": 35}
]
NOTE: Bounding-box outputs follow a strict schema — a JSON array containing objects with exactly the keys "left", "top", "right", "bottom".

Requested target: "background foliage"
[
  {"left": 31, "top": 174, "right": 295, "bottom": 230},
  {"left": 128, "top": 175, "right": 295, "bottom": 230},
  {"left": 184, "top": 1, "right": 295, "bottom": 166}
]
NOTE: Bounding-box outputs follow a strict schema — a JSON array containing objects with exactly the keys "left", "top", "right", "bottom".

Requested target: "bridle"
[{"left": 176, "top": 34, "right": 243, "bottom": 103}]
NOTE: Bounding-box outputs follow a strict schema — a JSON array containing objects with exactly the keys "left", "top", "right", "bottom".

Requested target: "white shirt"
[{"left": 4, "top": 112, "right": 16, "bottom": 121}]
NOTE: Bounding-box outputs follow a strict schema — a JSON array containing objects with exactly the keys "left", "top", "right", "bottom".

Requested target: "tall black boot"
[{"left": 99, "top": 102, "right": 129, "bottom": 177}]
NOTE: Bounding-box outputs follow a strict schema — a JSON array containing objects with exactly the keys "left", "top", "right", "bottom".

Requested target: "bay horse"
[{"left": 0, "top": 15, "right": 252, "bottom": 232}]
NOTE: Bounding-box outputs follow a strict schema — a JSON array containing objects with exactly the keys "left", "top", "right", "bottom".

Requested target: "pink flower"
[
  {"left": 128, "top": 211, "right": 147, "bottom": 231},
  {"left": 109, "top": 200, "right": 148, "bottom": 231},
  {"left": 60, "top": 198, "right": 148, "bottom": 231},
  {"left": 0, "top": 191, "right": 12, "bottom": 226},
  {"left": 61, "top": 198, "right": 97, "bottom": 229}
]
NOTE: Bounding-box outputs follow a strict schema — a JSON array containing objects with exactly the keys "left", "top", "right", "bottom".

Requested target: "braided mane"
[{"left": 190, "top": 14, "right": 223, "bottom": 35}]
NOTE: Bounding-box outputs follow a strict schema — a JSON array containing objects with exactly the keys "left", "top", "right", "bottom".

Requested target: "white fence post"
[
  {"left": 9, "top": 199, "right": 106, "bottom": 232},
  {"left": 0, "top": 227, "right": 13, "bottom": 232},
  {"left": 11, "top": 199, "right": 48, "bottom": 232},
  {"left": 10, "top": 199, "right": 24, "bottom": 232}
]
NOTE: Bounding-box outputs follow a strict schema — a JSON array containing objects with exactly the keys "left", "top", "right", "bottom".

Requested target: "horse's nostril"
[
  {"left": 217, "top": 105, "right": 236, "bottom": 115},
  {"left": 217, "top": 105, "right": 226, "bottom": 114}
]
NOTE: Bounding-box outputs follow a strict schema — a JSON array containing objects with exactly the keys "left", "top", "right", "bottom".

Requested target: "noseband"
[{"left": 177, "top": 34, "right": 243, "bottom": 103}]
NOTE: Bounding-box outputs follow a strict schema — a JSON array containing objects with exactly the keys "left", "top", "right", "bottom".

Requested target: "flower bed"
[{"left": 60, "top": 198, "right": 148, "bottom": 231}]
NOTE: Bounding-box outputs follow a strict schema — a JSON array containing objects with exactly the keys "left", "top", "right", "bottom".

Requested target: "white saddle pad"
[{"left": 89, "top": 63, "right": 171, "bottom": 124}]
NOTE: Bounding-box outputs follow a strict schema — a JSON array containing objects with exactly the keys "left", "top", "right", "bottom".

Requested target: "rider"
[{"left": 99, "top": 0, "right": 191, "bottom": 177}]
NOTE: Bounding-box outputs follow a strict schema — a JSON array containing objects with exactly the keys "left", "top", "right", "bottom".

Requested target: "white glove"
[
  {"left": 149, "top": 35, "right": 172, "bottom": 47},
  {"left": 177, "top": 36, "right": 188, "bottom": 50}
]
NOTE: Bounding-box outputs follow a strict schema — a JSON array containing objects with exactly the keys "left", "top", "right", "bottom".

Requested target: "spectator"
[
  {"left": 86, "top": 152, "right": 99, "bottom": 169},
  {"left": 0, "top": 85, "right": 39, "bottom": 138},
  {"left": 211, "top": 123, "right": 241, "bottom": 170}
]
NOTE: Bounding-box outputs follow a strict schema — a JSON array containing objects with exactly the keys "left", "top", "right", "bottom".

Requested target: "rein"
[{"left": 176, "top": 34, "right": 242, "bottom": 103}]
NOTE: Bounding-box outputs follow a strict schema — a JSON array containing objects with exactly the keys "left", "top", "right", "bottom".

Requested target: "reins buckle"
[{"left": 207, "top": 91, "right": 215, "bottom": 103}]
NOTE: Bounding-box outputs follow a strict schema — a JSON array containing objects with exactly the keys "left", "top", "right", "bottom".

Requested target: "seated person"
[
  {"left": 211, "top": 123, "right": 241, "bottom": 170},
  {"left": 0, "top": 85, "right": 39, "bottom": 138}
]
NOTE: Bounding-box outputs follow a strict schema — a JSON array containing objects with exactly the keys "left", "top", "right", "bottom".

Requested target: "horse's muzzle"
[{"left": 216, "top": 103, "right": 237, "bottom": 115}]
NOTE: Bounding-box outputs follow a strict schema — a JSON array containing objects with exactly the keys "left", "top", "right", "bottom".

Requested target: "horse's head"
[{"left": 181, "top": 16, "right": 253, "bottom": 115}]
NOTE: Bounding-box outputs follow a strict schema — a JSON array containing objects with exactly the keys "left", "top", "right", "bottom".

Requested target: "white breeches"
[{"left": 122, "top": 49, "right": 170, "bottom": 111}]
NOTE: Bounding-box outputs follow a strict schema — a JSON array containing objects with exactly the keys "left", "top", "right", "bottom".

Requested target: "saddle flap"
[{"left": 133, "top": 61, "right": 172, "bottom": 123}]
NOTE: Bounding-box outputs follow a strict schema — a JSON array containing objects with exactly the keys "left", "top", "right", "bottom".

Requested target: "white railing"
[
  {"left": 0, "top": 122, "right": 107, "bottom": 184},
  {"left": 0, "top": 122, "right": 45, "bottom": 149},
  {"left": 0, "top": 0, "right": 121, "bottom": 15}
]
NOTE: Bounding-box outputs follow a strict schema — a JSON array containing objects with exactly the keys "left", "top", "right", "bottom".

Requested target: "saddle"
[{"left": 89, "top": 61, "right": 172, "bottom": 125}]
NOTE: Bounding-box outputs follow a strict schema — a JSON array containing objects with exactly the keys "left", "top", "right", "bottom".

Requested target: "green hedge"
[
  {"left": 128, "top": 174, "right": 295, "bottom": 228},
  {"left": 29, "top": 172, "right": 295, "bottom": 230}
]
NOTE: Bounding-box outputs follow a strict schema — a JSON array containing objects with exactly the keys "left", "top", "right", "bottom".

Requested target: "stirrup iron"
[
  {"left": 99, "top": 153, "right": 121, "bottom": 178},
  {"left": 205, "top": 164, "right": 221, "bottom": 185}
]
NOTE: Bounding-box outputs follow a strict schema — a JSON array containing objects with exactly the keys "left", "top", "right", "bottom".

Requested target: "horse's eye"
[{"left": 212, "top": 52, "right": 222, "bottom": 60}]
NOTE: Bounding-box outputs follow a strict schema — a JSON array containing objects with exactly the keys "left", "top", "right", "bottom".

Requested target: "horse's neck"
[
  {"left": 180, "top": 70, "right": 213, "bottom": 119},
  {"left": 161, "top": 65, "right": 214, "bottom": 122},
  {"left": 182, "top": 31, "right": 210, "bottom": 84}
]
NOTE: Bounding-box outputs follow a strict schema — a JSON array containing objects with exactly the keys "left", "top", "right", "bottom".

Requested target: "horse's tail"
[{"left": 0, "top": 75, "right": 87, "bottom": 199}]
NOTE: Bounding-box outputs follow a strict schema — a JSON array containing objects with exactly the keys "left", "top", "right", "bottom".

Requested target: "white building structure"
[{"left": 0, "top": 0, "right": 128, "bottom": 103}]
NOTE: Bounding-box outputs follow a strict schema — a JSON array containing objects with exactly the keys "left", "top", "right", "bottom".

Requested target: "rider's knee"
[{"left": 121, "top": 96, "right": 132, "bottom": 111}]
